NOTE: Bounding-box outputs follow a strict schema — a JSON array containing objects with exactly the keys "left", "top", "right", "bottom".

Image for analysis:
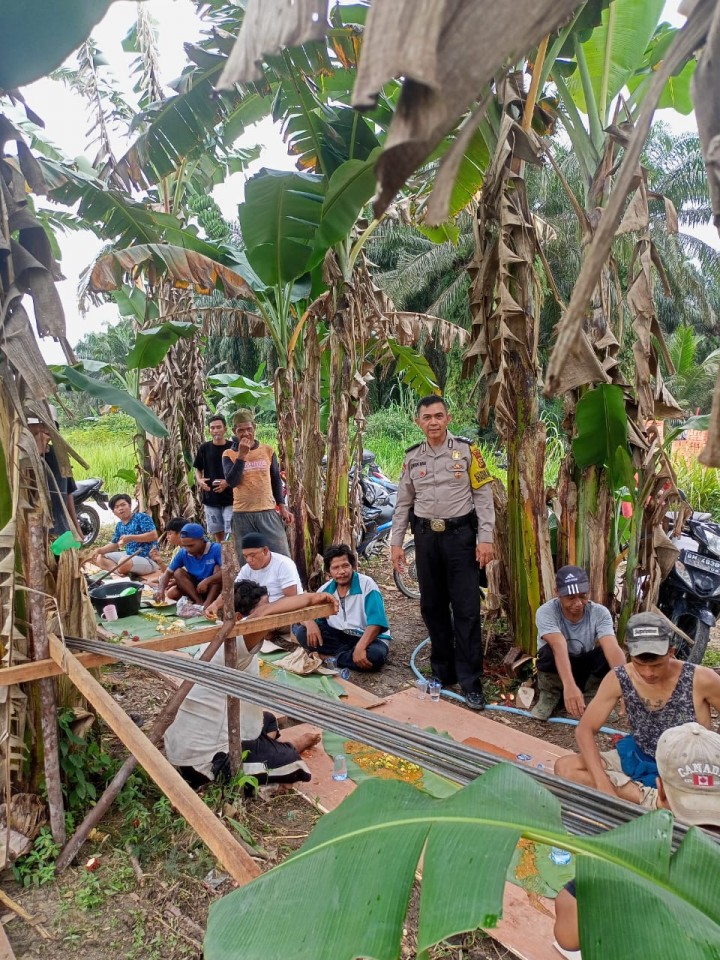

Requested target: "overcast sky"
[{"left": 12, "top": 0, "right": 714, "bottom": 363}]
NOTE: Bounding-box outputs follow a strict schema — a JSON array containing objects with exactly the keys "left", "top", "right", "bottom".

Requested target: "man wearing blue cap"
[{"left": 155, "top": 523, "right": 222, "bottom": 611}]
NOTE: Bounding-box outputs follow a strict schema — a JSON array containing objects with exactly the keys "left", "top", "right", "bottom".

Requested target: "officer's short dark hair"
[
  {"left": 166, "top": 517, "right": 187, "bottom": 533},
  {"left": 234, "top": 579, "right": 268, "bottom": 615},
  {"left": 208, "top": 413, "right": 226, "bottom": 427},
  {"left": 416, "top": 395, "right": 448, "bottom": 415},
  {"left": 323, "top": 544, "right": 357, "bottom": 571},
  {"left": 109, "top": 493, "right": 132, "bottom": 510}
]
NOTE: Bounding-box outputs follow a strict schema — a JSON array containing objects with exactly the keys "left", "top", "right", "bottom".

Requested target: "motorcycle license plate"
[{"left": 684, "top": 551, "right": 720, "bottom": 575}]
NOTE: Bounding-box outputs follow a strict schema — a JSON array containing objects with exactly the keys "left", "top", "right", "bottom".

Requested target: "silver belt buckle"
[{"left": 430, "top": 518, "right": 446, "bottom": 532}]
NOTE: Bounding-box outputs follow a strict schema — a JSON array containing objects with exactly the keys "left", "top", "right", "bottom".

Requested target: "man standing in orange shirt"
[{"left": 222, "top": 409, "right": 292, "bottom": 563}]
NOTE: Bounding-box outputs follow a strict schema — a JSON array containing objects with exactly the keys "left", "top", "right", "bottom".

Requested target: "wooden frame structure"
[{"left": 2, "top": 601, "right": 334, "bottom": 887}]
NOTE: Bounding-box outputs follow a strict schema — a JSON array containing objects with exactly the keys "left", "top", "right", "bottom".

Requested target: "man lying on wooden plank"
[{"left": 164, "top": 583, "right": 340, "bottom": 787}]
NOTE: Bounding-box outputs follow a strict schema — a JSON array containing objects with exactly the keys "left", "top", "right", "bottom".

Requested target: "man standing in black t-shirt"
[{"left": 193, "top": 414, "right": 234, "bottom": 542}]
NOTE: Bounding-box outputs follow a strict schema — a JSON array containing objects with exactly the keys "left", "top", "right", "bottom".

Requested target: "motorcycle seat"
[{"left": 74, "top": 478, "right": 102, "bottom": 495}]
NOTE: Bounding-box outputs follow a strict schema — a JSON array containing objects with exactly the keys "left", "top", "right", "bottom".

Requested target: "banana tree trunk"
[
  {"left": 506, "top": 419, "right": 554, "bottom": 650},
  {"left": 467, "top": 118, "right": 554, "bottom": 653},
  {"left": 275, "top": 366, "right": 314, "bottom": 583},
  {"left": 322, "top": 329, "right": 354, "bottom": 551}
]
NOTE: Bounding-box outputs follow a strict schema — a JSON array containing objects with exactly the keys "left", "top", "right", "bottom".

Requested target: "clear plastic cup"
[
  {"left": 331, "top": 754, "right": 348, "bottom": 781},
  {"left": 324, "top": 657, "right": 338, "bottom": 673},
  {"left": 429, "top": 680, "right": 442, "bottom": 702},
  {"left": 550, "top": 847, "right": 572, "bottom": 866},
  {"left": 102, "top": 604, "right": 118, "bottom": 621},
  {"left": 416, "top": 678, "right": 429, "bottom": 699}
]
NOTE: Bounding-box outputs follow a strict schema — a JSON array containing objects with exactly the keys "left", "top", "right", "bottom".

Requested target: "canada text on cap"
[{"left": 656, "top": 722, "right": 720, "bottom": 827}]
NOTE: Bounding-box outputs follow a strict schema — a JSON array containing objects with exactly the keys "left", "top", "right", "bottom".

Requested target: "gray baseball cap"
[{"left": 625, "top": 612, "right": 673, "bottom": 656}]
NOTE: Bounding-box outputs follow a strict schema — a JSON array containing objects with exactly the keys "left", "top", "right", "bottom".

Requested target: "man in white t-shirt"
[
  {"left": 205, "top": 531, "right": 303, "bottom": 619},
  {"left": 532, "top": 565, "right": 625, "bottom": 721},
  {"left": 235, "top": 532, "right": 303, "bottom": 601}
]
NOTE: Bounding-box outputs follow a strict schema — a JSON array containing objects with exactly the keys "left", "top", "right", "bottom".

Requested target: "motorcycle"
[
  {"left": 72, "top": 478, "right": 109, "bottom": 546},
  {"left": 658, "top": 514, "right": 720, "bottom": 663},
  {"left": 356, "top": 476, "right": 396, "bottom": 559}
]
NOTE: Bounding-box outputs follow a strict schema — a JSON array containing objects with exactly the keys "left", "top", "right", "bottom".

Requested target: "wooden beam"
[
  {"left": 47, "top": 634, "right": 261, "bottom": 886},
  {"left": 0, "top": 601, "right": 335, "bottom": 686},
  {"left": 0, "top": 920, "right": 17, "bottom": 960},
  {"left": 55, "top": 620, "right": 237, "bottom": 873},
  {"left": 222, "top": 542, "right": 242, "bottom": 773}
]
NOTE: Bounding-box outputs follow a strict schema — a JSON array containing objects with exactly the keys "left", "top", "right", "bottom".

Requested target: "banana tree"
[
  {"left": 51, "top": 313, "right": 199, "bottom": 520},
  {"left": 541, "top": 0, "right": 691, "bottom": 612}
]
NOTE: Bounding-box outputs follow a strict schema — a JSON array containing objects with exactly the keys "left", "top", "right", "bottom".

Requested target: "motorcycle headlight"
[
  {"left": 698, "top": 528, "right": 720, "bottom": 559},
  {"left": 675, "top": 561, "right": 693, "bottom": 589}
]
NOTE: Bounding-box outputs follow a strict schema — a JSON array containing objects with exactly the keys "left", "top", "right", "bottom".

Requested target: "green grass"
[
  {"left": 63, "top": 414, "right": 137, "bottom": 496},
  {"left": 672, "top": 457, "right": 720, "bottom": 516}
]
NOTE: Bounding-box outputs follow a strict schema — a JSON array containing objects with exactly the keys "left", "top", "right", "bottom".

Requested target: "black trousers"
[
  {"left": 536, "top": 643, "right": 610, "bottom": 690},
  {"left": 294, "top": 621, "right": 388, "bottom": 671},
  {"left": 414, "top": 521, "right": 482, "bottom": 691}
]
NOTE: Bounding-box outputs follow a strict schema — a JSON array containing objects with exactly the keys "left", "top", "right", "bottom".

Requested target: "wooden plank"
[
  {"left": 47, "top": 634, "right": 261, "bottom": 887},
  {"left": 0, "top": 602, "right": 335, "bottom": 686},
  {"left": 0, "top": 922, "right": 16, "bottom": 960}
]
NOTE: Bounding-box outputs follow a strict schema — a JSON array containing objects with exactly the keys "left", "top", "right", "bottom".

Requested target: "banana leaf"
[
  {"left": 563, "top": 0, "right": 665, "bottom": 118},
  {"left": 125, "top": 322, "right": 197, "bottom": 371},
  {"left": 52, "top": 366, "right": 168, "bottom": 438},
  {"left": 239, "top": 169, "right": 326, "bottom": 287},
  {"left": 205, "top": 766, "right": 720, "bottom": 960}
]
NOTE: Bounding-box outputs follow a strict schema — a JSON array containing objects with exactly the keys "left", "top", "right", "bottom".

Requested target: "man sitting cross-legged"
[
  {"left": 204, "top": 532, "right": 303, "bottom": 621},
  {"left": 164, "top": 583, "right": 338, "bottom": 786},
  {"left": 294, "top": 544, "right": 391, "bottom": 672},
  {"left": 553, "top": 721, "right": 720, "bottom": 960},
  {"left": 532, "top": 565, "right": 626, "bottom": 721},
  {"left": 154, "top": 522, "right": 222, "bottom": 612},
  {"left": 555, "top": 611, "right": 720, "bottom": 808}
]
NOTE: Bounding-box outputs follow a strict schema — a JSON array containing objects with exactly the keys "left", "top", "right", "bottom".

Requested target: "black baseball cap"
[{"left": 555, "top": 565, "right": 590, "bottom": 597}]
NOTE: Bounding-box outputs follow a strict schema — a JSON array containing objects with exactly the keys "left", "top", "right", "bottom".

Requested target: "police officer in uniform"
[{"left": 390, "top": 396, "right": 495, "bottom": 709}]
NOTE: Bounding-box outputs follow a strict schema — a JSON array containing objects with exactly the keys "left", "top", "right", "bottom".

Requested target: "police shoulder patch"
[
  {"left": 454, "top": 436, "right": 474, "bottom": 445},
  {"left": 405, "top": 441, "right": 422, "bottom": 453},
  {"left": 468, "top": 443, "right": 492, "bottom": 489}
]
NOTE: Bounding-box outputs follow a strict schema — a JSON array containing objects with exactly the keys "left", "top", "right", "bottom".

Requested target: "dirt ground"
[{"left": 3, "top": 553, "right": 621, "bottom": 960}]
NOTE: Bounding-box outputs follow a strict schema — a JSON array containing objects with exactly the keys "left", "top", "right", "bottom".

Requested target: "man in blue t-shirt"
[
  {"left": 93, "top": 494, "right": 159, "bottom": 576},
  {"left": 155, "top": 522, "right": 222, "bottom": 611},
  {"left": 532, "top": 565, "right": 625, "bottom": 721}
]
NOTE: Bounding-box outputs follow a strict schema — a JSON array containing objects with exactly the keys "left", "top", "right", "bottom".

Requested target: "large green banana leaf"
[
  {"left": 563, "top": 0, "right": 665, "bottom": 120},
  {"left": 0, "top": 0, "right": 117, "bottom": 90},
  {"left": 125, "top": 321, "right": 196, "bottom": 371},
  {"left": 572, "top": 383, "right": 633, "bottom": 493},
  {"left": 205, "top": 766, "right": 720, "bottom": 960},
  {"left": 38, "top": 159, "right": 224, "bottom": 256},
  {"left": 51, "top": 366, "right": 168, "bottom": 437},
  {"left": 311, "top": 150, "right": 380, "bottom": 256},
  {"left": 239, "top": 169, "right": 326, "bottom": 287}
]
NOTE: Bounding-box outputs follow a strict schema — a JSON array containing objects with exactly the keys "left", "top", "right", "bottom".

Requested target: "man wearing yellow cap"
[{"left": 222, "top": 409, "right": 292, "bottom": 562}]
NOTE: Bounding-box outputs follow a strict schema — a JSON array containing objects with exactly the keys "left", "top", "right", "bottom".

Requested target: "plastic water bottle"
[
  {"left": 332, "top": 755, "right": 348, "bottom": 781},
  {"left": 339, "top": 668, "right": 350, "bottom": 680},
  {"left": 550, "top": 847, "right": 572, "bottom": 866}
]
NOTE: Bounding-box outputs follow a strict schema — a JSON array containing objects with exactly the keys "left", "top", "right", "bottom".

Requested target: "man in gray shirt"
[{"left": 533, "top": 565, "right": 625, "bottom": 720}]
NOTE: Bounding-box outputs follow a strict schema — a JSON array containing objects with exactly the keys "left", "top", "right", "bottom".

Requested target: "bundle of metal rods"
[{"left": 65, "top": 635, "right": 714, "bottom": 848}]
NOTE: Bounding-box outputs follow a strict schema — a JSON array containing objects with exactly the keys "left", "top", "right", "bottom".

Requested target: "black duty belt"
[{"left": 417, "top": 512, "right": 475, "bottom": 533}]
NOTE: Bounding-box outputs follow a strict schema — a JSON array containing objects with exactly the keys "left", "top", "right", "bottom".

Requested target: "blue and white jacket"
[{"left": 318, "top": 572, "right": 391, "bottom": 645}]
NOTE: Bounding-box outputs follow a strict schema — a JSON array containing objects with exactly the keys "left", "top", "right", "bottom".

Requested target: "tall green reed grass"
[{"left": 673, "top": 457, "right": 720, "bottom": 516}]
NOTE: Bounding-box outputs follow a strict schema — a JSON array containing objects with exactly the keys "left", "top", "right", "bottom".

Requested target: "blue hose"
[{"left": 410, "top": 638, "right": 625, "bottom": 738}]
